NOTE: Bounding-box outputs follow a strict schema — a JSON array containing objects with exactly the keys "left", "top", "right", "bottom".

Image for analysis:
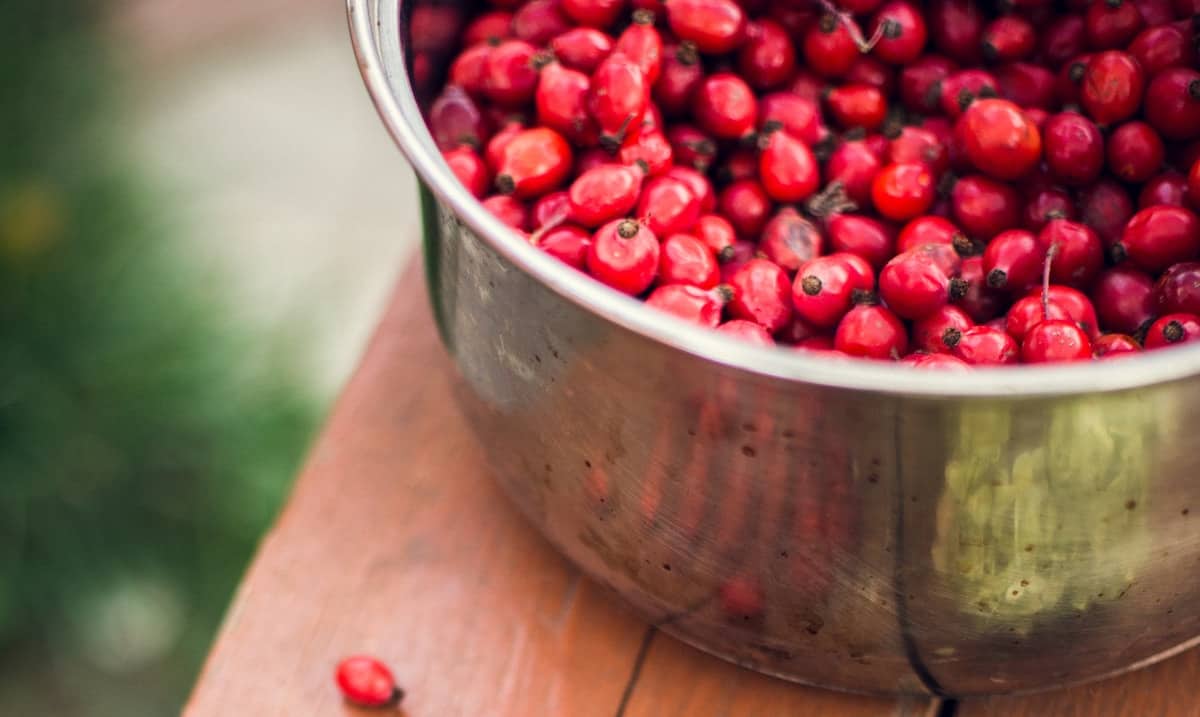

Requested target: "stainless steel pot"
[{"left": 348, "top": 0, "right": 1200, "bottom": 696}]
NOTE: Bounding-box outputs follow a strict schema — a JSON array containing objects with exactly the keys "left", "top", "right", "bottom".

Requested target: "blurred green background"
[{"left": 1, "top": 1, "right": 417, "bottom": 713}]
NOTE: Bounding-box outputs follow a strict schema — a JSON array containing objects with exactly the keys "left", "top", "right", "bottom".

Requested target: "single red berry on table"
[
  {"left": 727, "top": 258, "right": 794, "bottom": 332},
  {"left": 1093, "top": 333, "right": 1143, "bottom": 358},
  {"left": 873, "top": 163, "right": 937, "bottom": 221},
  {"left": 793, "top": 253, "right": 876, "bottom": 328},
  {"left": 1106, "top": 122, "right": 1164, "bottom": 184},
  {"left": 587, "top": 218, "right": 660, "bottom": 295},
  {"left": 1080, "top": 50, "right": 1144, "bottom": 125},
  {"left": 1144, "top": 68, "right": 1200, "bottom": 142},
  {"left": 957, "top": 99, "right": 1042, "bottom": 181},
  {"left": 665, "top": 0, "right": 747, "bottom": 54},
  {"left": 1116, "top": 205, "right": 1200, "bottom": 273},
  {"left": 1144, "top": 312, "right": 1200, "bottom": 349},
  {"left": 1092, "top": 266, "right": 1157, "bottom": 334},
  {"left": 645, "top": 284, "right": 728, "bottom": 327},
  {"left": 1021, "top": 319, "right": 1093, "bottom": 363},
  {"left": 335, "top": 656, "right": 403, "bottom": 708},
  {"left": 717, "top": 319, "right": 776, "bottom": 345},
  {"left": 953, "top": 325, "right": 1020, "bottom": 365},
  {"left": 835, "top": 303, "right": 909, "bottom": 359}
]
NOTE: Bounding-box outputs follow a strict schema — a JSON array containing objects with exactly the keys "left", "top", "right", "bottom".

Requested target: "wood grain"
[
  {"left": 959, "top": 647, "right": 1200, "bottom": 717},
  {"left": 185, "top": 261, "right": 921, "bottom": 716}
]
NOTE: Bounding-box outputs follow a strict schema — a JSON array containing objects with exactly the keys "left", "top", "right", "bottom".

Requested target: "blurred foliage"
[{"left": 0, "top": 2, "right": 318, "bottom": 714}]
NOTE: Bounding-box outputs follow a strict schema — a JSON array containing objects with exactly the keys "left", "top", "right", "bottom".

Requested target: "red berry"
[
  {"left": 1133, "top": 0, "right": 1174, "bottom": 23},
  {"left": 789, "top": 68, "right": 827, "bottom": 103},
  {"left": 1078, "top": 178, "right": 1134, "bottom": 248},
  {"left": 870, "top": 1, "right": 928, "bottom": 65},
  {"left": 793, "top": 253, "right": 876, "bottom": 328},
  {"left": 666, "top": 0, "right": 746, "bottom": 54},
  {"left": 429, "top": 85, "right": 491, "bottom": 152},
  {"left": 1024, "top": 187, "right": 1075, "bottom": 232},
  {"left": 795, "top": 335, "right": 838, "bottom": 353},
  {"left": 950, "top": 174, "right": 1022, "bottom": 240},
  {"left": 982, "top": 16, "right": 1036, "bottom": 62},
  {"left": 835, "top": 303, "right": 909, "bottom": 359},
  {"left": 492, "top": 127, "right": 573, "bottom": 199},
  {"left": 873, "top": 163, "right": 937, "bottom": 221},
  {"left": 720, "top": 240, "right": 757, "bottom": 281},
  {"left": 940, "top": 69, "right": 999, "bottom": 119},
  {"left": 1092, "top": 266, "right": 1156, "bottom": 333},
  {"left": 1042, "top": 112, "right": 1105, "bottom": 186},
  {"left": 1021, "top": 319, "right": 1093, "bottom": 362},
  {"left": 636, "top": 176, "right": 700, "bottom": 237},
  {"left": 828, "top": 214, "right": 897, "bottom": 269},
  {"left": 482, "top": 194, "right": 531, "bottom": 230},
  {"left": 717, "top": 319, "right": 775, "bottom": 345},
  {"left": 1139, "top": 172, "right": 1188, "bottom": 209},
  {"left": 1006, "top": 294, "right": 1074, "bottom": 342},
  {"left": 957, "top": 99, "right": 1042, "bottom": 181},
  {"left": 899, "top": 55, "right": 958, "bottom": 113},
  {"left": 615, "top": 11, "right": 663, "bottom": 84},
  {"left": 897, "top": 215, "right": 969, "bottom": 253},
  {"left": 912, "top": 304, "right": 975, "bottom": 353},
  {"left": 739, "top": 19, "right": 796, "bottom": 90},
  {"left": 759, "top": 207, "right": 822, "bottom": 272},
  {"left": 550, "top": 28, "right": 614, "bottom": 73},
  {"left": 561, "top": 0, "right": 625, "bottom": 28},
  {"left": 534, "top": 224, "right": 592, "bottom": 269},
  {"left": 826, "top": 139, "right": 883, "bottom": 208},
  {"left": 1041, "top": 285, "right": 1101, "bottom": 338},
  {"left": 666, "top": 167, "right": 714, "bottom": 213},
  {"left": 587, "top": 218, "right": 660, "bottom": 294},
  {"left": 589, "top": 53, "right": 650, "bottom": 148},
  {"left": 532, "top": 190, "right": 572, "bottom": 229},
  {"left": 449, "top": 44, "right": 493, "bottom": 96},
  {"left": 1144, "top": 312, "right": 1200, "bottom": 349},
  {"left": 693, "top": 73, "right": 757, "bottom": 140},
  {"left": 727, "top": 258, "right": 793, "bottom": 332},
  {"left": 1155, "top": 262, "right": 1200, "bottom": 315},
  {"left": 1040, "top": 219, "right": 1104, "bottom": 288},
  {"left": 693, "top": 214, "right": 737, "bottom": 260},
  {"left": 900, "top": 352, "right": 971, "bottom": 369},
  {"left": 666, "top": 124, "right": 717, "bottom": 171},
  {"left": 952, "top": 325, "right": 1019, "bottom": 364},
  {"left": 880, "top": 247, "right": 967, "bottom": 320},
  {"left": 995, "top": 62, "right": 1057, "bottom": 110},
  {"left": 718, "top": 179, "right": 771, "bottom": 237},
  {"left": 1055, "top": 54, "right": 1093, "bottom": 107},
  {"left": 1106, "top": 121, "right": 1164, "bottom": 184},
  {"left": 758, "top": 94, "right": 826, "bottom": 147},
  {"left": 443, "top": 146, "right": 491, "bottom": 198},
  {"left": 928, "top": 0, "right": 985, "bottom": 64},
  {"left": 482, "top": 40, "right": 540, "bottom": 107},
  {"left": 659, "top": 233, "right": 720, "bottom": 288},
  {"left": 983, "top": 229, "right": 1045, "bottom": 292},
  {"left": 758, "top": 129, "right": 820, "bottom": 203},
  {"left": 1117, "top": 205, "right": 1200, "bottom": 272},
  {"left": 463, "top": 11, "right": 513, "bottom": 46},
  {"left": 803, "top": 14, "right": 859, "bottom": 78},
  {"left": 955, "top": 255, "right": 1005, "bottom": 322},
  {"left": 1080, "top": 51, "right": 1144, "bottom": 125},
  {"left": 846, "top": 56, "right": 897, "bottom": 97},
  {"left": 826, "top": 85, "right": 888, "bottom": 132},
  {"left": 1040, "top": 15, "right": 1086, "bottom": 68},
  {"left": 645, "top": 284, "right": 727, "bottom": 327},
  {"left": 335, "top": 656, "right": 402, "bottom": 708},
  {"left": 536, "top": 63, "right": 599, "bottom": 147},
  {"left": 1093, "top": 333, "right": 1142, "bottom": 358},
  {"left": 1128, "top": 25, "right": 1190, "bottom": 78},
  {"left": 512, "top": 0, "right": 572, "bottom": 45},
  {"left": 655, "top": 44, "right": 704, "bottom": 117},
  {"left": 887, "top": 126, "right": 950, "bottom": 176},
  {"left": 1144, "top": 69, "right": 1200, "bottom": 142}
]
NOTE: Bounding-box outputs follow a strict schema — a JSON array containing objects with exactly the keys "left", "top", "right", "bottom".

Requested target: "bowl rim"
[{"left": 347, "top": 0, "right": 1200, "bottom": 398}]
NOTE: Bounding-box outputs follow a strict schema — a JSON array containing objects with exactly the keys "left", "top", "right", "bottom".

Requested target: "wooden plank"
[
  {"left": 959, "top": 647, "right": 1200, "bottom": 717},
  {"left": 623, "top": 629, "right": 932, "bottom": 717}
]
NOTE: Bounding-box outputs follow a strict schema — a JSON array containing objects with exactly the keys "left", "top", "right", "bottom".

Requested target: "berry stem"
[
  {"left": 1041, "top": 242, "right": 1060, "bottom": 321},
  {"left": 815, "top": 0, "right": 885, "bottom": 52}
]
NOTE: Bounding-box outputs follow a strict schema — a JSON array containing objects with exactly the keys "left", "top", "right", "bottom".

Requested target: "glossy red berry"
[
  {"left": 693, "top": 214, "right": 737, "bottom": 260},
  {"left": 561, "top": 0, "right": 625, "bottom": 28},
  {"left": 666, "top": 0, "right": 746, "bottom": 54},
  {"left": 1084, "top": 0, "right": 1143, "bottom": 50},
  {"left": 828, "top": 215, "right": 897, "bottom": 270},
  {"left": 1020, "top": 319, "right": 1093, "bottom": 362},
  {"left": 550, "top": 28, "right": 614, "bottom": 73},
  {"left": 1080, "top": 51, "right": 1144, "bottom": 125},
  {"left": 957, "top": 99, "right": 1041, "bottom": 181},
  {"left": 793, "top": 253, "right": 876, "bottom": 328},
  {"left": 645, "top": 284, "right": 727, "bottom": 327},
  {"left": 636, "top": 175, "right": 700, "bottom": 237},
  {"left": 587, "top": 218, "right": 660, "bottom": 295},
  {"left": 727, "top": 258, "right": 793, "bottom": 332},
  {"left": 1144, "top": 69, "right": 1200, "bottom": 142},
  {"left": 482, "top": 40, "right": 540, "bottom": 107},
  {"left": 536, "top": 63, "right": 599, "bottom": 147},
  {"left": 899, "top": 55, "right": 958, "bottom": 113},
  {"left": 870, "top": 1, "right": 928, "bottom": 65},
  {"left": 880, "top": 248, "right": 967, "bottom": 320},
  {"left": 835, "top": 303, "right": 909, "bottom": 359},
  {"left": 825, "top": 85, "right": 888, "bottom": 132},
  {"left": 758, "top": 129, "right": 820, "bottom": 202},
  {"left": 887, "top": 126, "right": 949, "bottom": 177},
  {"left": 655, "top": 44, "right": 704, "bottom": 117},
  {"left": 758, "top": 93, "right": 826, "bottom": 146},
  {"left": 1040, "top": 219, "right": 1104, "bottom": 287},
  {"left": 928, "top": 0, "right": 985, "bottom": 65},
  {"left": 1024, "top": 187, "right": 1075, "bottom": 232},
  {"left": 659, "top": 233, "right": 720, "bottom": 288},
  {"left": 955, "top": 255, "right": 1006, "bottom": 322},
  {"left": 1093, "top": 333, "right": 1142, "bottom": 358},
  {"left": 1155, "top": 262, "right": 1200, "bottom": 315},
  {"left": 846, "top": 56, "right": 897, "bottom": 96},
  {"left": 717, "top": 319, "right": 775, "bottom": 345},
  {"left": 429, "top": 85, "right": 491, "bottom": 152},
  {"left": 443, "top": 146, "right": 491, "bottom": 198},
  {"left": 826, "top": 139, "right": 883, "bottom": 208},
  {"left": 1139, "top": 173, "right": 1188, "bottom": 209},
  {"left": 983, "top": 229, "right": 1045, "bottom": 292},
  {"left": 512, "top": 0, "right": 572, "bottom": 45},
  {"left": 482, "top": 194, "right": 531, "bottom": 230},
  {"left": 939, "top": 69, "right": 999, "bottom": 119},
  {"left": 589, "top": 53, "right": 650, "bottom": 149},
  {"left": 615, "top": 11, "right": 663, "bottom": 84},
  {"left": 1144, "top": 312, "right": 1200, "bottom": 349},
  {"left": 1040, "top": 15, "right": 1086, "bottom": 68},
  {"left": 803, "top": 14, "right": 859, "bottom": 78},
  {"left": 872, "top": 163, "right": 936, "bottom": 221},
  {"left": 1116, "top": 205, "right": 1200, "bottom": 273},
  {"left": 981, "top": 16, "right": 1035, "bottom": 62},
  {"left": 718, "top": 179, "right": 771, "bottom": 237},
  {"left": 900, "top": 352, "right": 971, "bottom": 369},
  {"left": 1006, "top": 294, "right": 1074, "bottom": 342},
  {"left": 1042, "top": 112, "right": 1105, "bottom": 186},
  {"left": 1039, "top": 285, "right": 1101, "bottom": 339},
  {"left": 1128, "top": 25, "right": 1190, "bottom": 78},
  {"left": 1107, "top": 122, "right": 1164, "bottom": 184},
  {"left": 897, "top": 216, "right": 968, "bottom": 254},
  {"left": 531, "top": 190, "right": 572, "bottom": 229},
  {"left": 449, "top": 44, "right": 493, "bottom": 96},
  {"left": 336, "top": 656, "right": 403, "bottom": 708},
  {"left": 912, "top": 304, "right": 975, "bottom": 353},
  {"left": 534, "top": 224, "right": 592, "bottom": 269},
  {"left": 693, "top": 73, "right": 757, "bottom": 140},
  {"left": 739, "top": 19, "right": 796, "bottom": 90},
  {"left": 952, "top": 325, "right": 1019, "bottom": 364},
  {"left": 1078, "top": 178, "right": 1134, "bottom": 248},
  {"left": 950, "top": 174, "right": 1021, "bottom": 240},
  {"left": 493, "top": 127, "right": 573, "bottom": 199},
  {"left": 1092, "top": 266, "right": 1156, "bottom": 334},
  {"left": 759, "top": 207, "right": 822, "bottom": 272},
  {"left": 463, "top": 11, "right": 513, "bottom": 46}
]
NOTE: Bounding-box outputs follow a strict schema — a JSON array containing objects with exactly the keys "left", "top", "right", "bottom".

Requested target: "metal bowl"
[{"left": 348, "top": 0, "right": 1200, "bottom": 696}]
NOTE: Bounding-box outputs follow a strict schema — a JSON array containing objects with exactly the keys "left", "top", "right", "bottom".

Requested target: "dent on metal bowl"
[{"left": 348, "top": 0, "right": 1200, "bottom": 696}]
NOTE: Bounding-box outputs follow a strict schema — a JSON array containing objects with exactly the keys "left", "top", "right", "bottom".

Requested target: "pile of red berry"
[{"left": 429, "top": 0, "right": 1200, "bottom": 366}]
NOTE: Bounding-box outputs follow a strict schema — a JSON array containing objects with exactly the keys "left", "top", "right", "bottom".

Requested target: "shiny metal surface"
[{"left": 349, "top": 0, "right": 1200, "bottom": 695}]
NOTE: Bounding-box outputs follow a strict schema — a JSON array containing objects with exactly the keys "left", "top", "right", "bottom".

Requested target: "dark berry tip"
[
  {"left": 495, "top": 174, "right": 516, "bottom": 195},
  {"left": 942, "top": 327, "right": 963, "bottom": 348},
  {"left": 949, "top": 277, "right": 969, "bottom": 300},
  {"left": 1164, "top": 320, "right": 1186, "bottom": 343},
  {"left": 632, "top": 8, "right": 655, "bottom": 24},
  {"left": 717, "top": 245, "right": 736, "bottom": 263},
  {"left": 617, "top": 219, "right": 640, "bottom": 238},
  {"left": 800, "top": 275, "right": 823, "bottom": 296},
  {"left": 986, "top": 269, "right": 1007, "bottom": 289},
  {"left": 714, "top": 284, "right": 735, "bottom": 303},
  {"left": 1189, "top": 79, "right": 1200, "bottom": 100}
]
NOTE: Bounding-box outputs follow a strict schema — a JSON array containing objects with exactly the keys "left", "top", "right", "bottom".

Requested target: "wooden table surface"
[{"left": 185, "top": 262, "right": 1200, "bottom": 716}]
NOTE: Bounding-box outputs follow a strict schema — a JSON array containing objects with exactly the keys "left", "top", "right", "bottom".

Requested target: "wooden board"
[{"left": 184, "top": 261, "right": 922, "bottom": 716}]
